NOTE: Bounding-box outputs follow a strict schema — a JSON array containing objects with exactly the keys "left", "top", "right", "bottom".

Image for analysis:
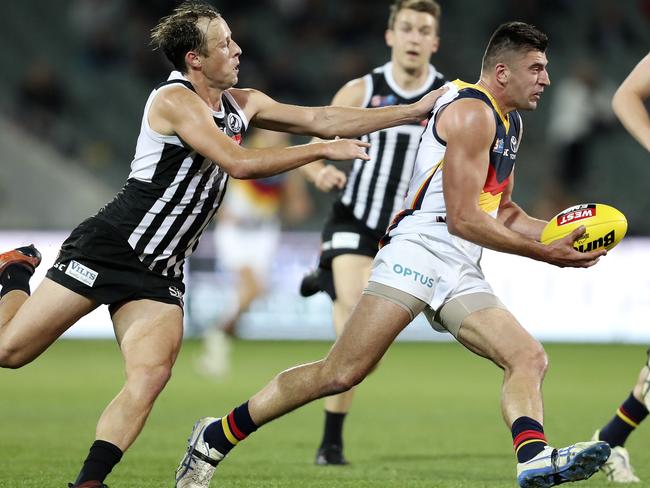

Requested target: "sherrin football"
[{"left": 540, "top": 203, "right": 627, "bottom": 252}]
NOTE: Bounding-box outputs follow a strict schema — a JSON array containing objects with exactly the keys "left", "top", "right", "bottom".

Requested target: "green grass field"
[{"left": 0, "top": 339, "right": 647, "bottom": 487}]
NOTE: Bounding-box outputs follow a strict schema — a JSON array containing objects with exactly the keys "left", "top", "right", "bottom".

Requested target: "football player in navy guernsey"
[
  {"left": 591, "top": 52, "right": 650, "bottom": 483},
  {"left": 178, "top": 22, "right": 612, "bottom": 488},
  {"left": 0, "top": 2, "right": 447, "bottom": 487},
  {"left": 298, "top": 0, "right": 446, "bottom": 466}
]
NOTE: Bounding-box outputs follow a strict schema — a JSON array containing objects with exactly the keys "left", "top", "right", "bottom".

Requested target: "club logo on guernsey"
[
  {"left": 392, "top": 264, "right": 435, "bottom": 288},
  {"left": 65, "top": 260, "right": 99, "bottom": 287},
  {"left": 227, "top": 113, "right": 243, "bottom": 133}
]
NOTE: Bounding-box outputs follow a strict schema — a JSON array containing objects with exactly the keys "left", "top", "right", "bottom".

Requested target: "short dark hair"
[
  {"left": 388, "top": 0, "right": 441, "bottom": 30},
  {"left": 150, "top": 1, "right": 221, "bottom": 73},
  {"left": 481, "top": 22, "right": 548, "bottom": 72}
]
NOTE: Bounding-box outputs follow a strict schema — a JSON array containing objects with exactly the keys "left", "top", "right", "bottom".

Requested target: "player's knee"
[
  {"left": 335, "top": 292, "right": 362, "bottom": 317},
  {"left": 509, "top": 342, "right": 548, "bottom": 377},
  {"left": 325, "top": 363, "right": 367, "bottom": 394},
  {"left": 127, "top": 364, "right": 173, "bottom": 402}
]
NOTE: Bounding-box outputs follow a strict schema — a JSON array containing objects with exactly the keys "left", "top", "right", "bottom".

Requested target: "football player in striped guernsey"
[
  {"left": 179, "top": 22, "right": 612, "bottom": 488},
  {"left": 592, "top": 52, "right": 650, "bottom": 483},
  {"left": 298, "top": 0, "right": 445, "bottom": 465},
  {"left": 0, "top": 2, "right": 447, "bottom": 487}
]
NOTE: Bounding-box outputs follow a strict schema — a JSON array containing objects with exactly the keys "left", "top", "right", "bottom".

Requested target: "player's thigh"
[
  {"left": 331, "top": 254, "right": 373, "bottom": 308},
  {"left": 1, "top": 277, "right": 97, "bottom": 358},
  {"left": 456, "top": 305, "right": 543, "bottom": 369},
  {"left": 325, "top": 293, "right": 413, "bottom": 377},
  {"left": 111, "top": 299, "right": 184, "bottom": 370}
]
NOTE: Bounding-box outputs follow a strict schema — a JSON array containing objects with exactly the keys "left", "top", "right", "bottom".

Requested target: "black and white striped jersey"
[
  {"left": 96, "top": 71, "right": 248, "bottom": 279},
  {"left": 339, "top": 62, "right": 445, "bottom": 235}
]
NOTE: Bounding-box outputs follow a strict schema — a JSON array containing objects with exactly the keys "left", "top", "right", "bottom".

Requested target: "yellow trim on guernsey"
[
  {"left": 617, "top": 408, "right": 639, "bottom": 428},
  {"left": 410, "top": 159, "right": 444, "bottom": 209},
  {"left": 221, "top": 416, "right": 240, "bottom": 445},
  {"left": 478, "top": 191, "right": 502, "bottom": 214},
  {"left": 451, "top": 80, "right": 510, "bottom": 132}
]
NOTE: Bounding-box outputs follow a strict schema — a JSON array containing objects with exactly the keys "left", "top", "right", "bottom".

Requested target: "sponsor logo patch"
[
  {"left": 331, "top": 232, "right": 361, "bottom": 250},
  {"left": 64, "top": 260, "right": 99, "bottom": 287},
  {"left": 169, "top": 286, "right": 184, "bottom": 299},
  {"left": 370, "top": 94, "right": 398, "bottom": 107},
  {"left": 557, "top": 204, "right": 596, "bottom": 226},
  {"left": 574, "top": 230, "right": 615, "bottom": 252},
  {"left": 510, "top": 135, "right": 519, "bottom": 153},
  {"left": 492, "top": 138, "right": 504, "bottom": 154},
  {"left": 392, "top": 263, "right": 435, "bottom": 288}
]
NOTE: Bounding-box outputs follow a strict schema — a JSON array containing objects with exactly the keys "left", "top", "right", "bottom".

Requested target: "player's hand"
[
  {"left": 314, "top": 164, "right": 347, "bottom": 192},
  {"left": 411, "top": 85, "right": 449, "bottom": 120},
  {"left": 322, "top": 138, "right": 370, "bottom": 162},
  {"left": 541, "top": 226, "right": 607, "bottom": 268}
]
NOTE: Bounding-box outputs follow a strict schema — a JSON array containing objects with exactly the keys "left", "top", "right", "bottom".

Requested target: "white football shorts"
[{"left": 368, "top": 228, "right": 498, "bottom": 332}]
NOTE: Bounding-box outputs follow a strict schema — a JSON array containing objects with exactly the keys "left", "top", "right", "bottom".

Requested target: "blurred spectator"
[
  {"left": 546, "top": 59, "right": 617, "bottom": 201},
  {"left": 13, "top": 60, "right": 76, "bottom": 156},
  {"left": 69, "top": 0, "right": 126, "bottom": 70},
  {"left": 588, "top": 0, "right": 639, "bottom": 58}
]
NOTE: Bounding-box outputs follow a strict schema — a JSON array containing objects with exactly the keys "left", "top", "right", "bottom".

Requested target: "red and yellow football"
[{"left": 541, "top": 203, "right": 627, "bottom": 252}]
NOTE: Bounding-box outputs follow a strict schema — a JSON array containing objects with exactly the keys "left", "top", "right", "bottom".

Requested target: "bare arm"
[
  {"left": 496, "top": 175, "right": 547, "bottom": 240},
  {"left": 612, "top": 53, "right": 650, "bottom": 152},
  {"left": 231, "top": 85, "right": 446, "bottom": 140},
  {"left": 148, "top": 86, "right": 369, "bottom": 179},
  {"left": 300, "top": 78, "right": 368, "bottom": 191},
  {"left": 440, "top": 100, "right": 604, "bottom": 268}
]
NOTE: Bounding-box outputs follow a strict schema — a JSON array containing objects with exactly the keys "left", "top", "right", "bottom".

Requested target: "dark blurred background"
[{"left": 2, "top": 0, "right": 649, "bottom": 233}]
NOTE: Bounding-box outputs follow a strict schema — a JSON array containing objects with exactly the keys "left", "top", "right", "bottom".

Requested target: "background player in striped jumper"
[
  {"left": 176, "top": 22, "right": 613, "bottom": 488},
  {"left": 0, "top": 2, "right": 447, "bottom": 487},
  {"left": 591, "top": 52, "right": 650, "bottom": 483},
  {"left": 196, "top": 128, "right": 312, "bottom": 378},
  {"left": 298, "top": 0, "right": 445, "bottom": 465}
]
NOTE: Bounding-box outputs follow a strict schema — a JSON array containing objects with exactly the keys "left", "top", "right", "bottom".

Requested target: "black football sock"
[
  {"left": 512, "top": 416, "right": 548, "bottom": 463},
  {"left": 599, "top": 392, "right": 649, "bottom": 447},
  {"left": 203, "top": 401, "right": 258, "bottom": 455},
  {"left": 319, "top": 410, "right": 347, "bottom": 448},
  {"left": 74, "top": 440, "right": 123, "bottom": 485},
  {"left": 0, "top": 264, "right": 33, "bottom": 297}
]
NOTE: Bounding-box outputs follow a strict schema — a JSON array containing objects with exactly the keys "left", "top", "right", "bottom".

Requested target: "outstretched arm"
[
  {"left": 440, "top": 99, "right": 604, "bottom": 268},
  {"left": 299, "top": 78, "right": 368, "bottom": 191},
  {"left": 612, "top": 53, "right": 650, "bottom": 152},
  {"left": 149, "top": 86, "right": 370, "bottom": 179},
  {"left": 232, "top": 85, "right": 446, "bottom": 140}
]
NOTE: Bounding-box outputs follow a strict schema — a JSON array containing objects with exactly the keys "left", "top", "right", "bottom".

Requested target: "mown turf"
[{"left": 0, "top": 340, "right": 647, "bottom": 487}]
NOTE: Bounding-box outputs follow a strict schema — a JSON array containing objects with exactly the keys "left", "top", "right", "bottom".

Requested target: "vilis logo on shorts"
[
  {"left": 227, "top": 113, "right": 243, "bottom": 133},
  {"left": 168, "top": 286, "right": 184, "bottom": 299},
  {"left": 65, "top": 260, "right": 98, "bottom": 287},
  {"left": 392, "top": 264, "right": 434, "bottom": 288}
]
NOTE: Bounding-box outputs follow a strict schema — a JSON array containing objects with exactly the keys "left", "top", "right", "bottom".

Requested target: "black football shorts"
[
  {"left": 46, "top": 217, "right": 185, "bottom": 310},
  {"left": 319, "top": 201, "right": 383, "bottom": 268}
]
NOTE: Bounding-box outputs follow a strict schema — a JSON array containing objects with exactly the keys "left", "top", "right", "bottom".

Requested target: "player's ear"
[
  {"left": 495, "top": 63, "right": 509, "bottom": 85},
  {"left": 385, "top": 29, "right": 394, "bottom": 48},
  {"left": 186, "top": 51, "right": 202, "bottom": 69}
]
